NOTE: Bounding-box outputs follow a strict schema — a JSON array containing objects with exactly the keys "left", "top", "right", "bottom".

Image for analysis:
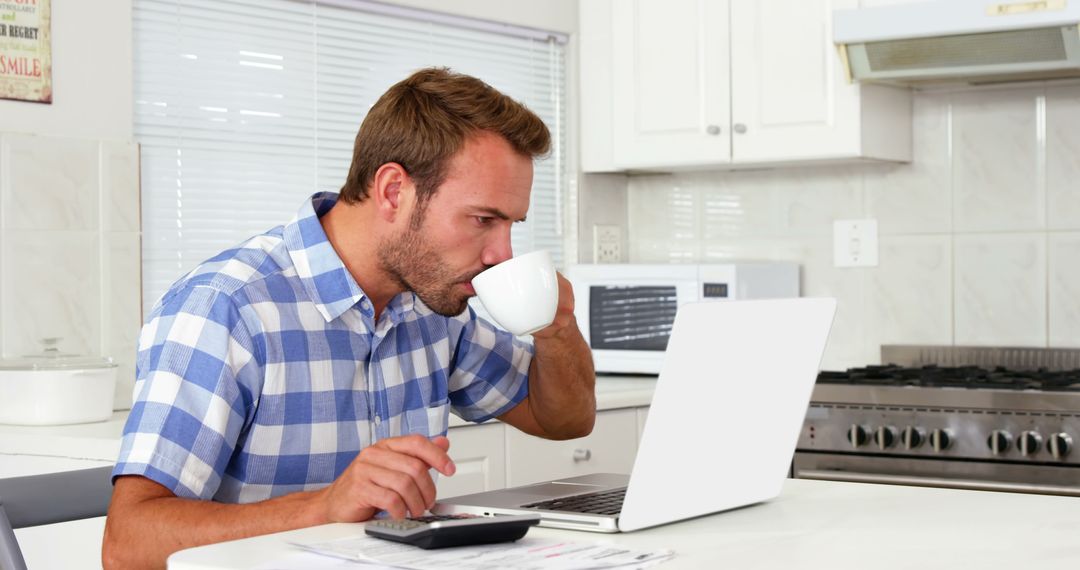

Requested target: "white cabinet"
[
  {"left": 609, "top": 0, "right": 731, "bottom": 168},
  {"left": 504, "top": 409, "right": 639, "bottom": 487},
  {"left": 443, "top": 407, "right": 650, "bottom": 493},
  {"left": 581, "top": 0, "right": 912, "bottom": 172},
  {"left": 440, "top": 423, "right": 506, "bottom": 498}
]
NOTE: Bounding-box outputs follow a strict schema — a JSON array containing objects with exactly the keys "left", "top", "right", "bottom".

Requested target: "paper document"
[
  {"left": 254, "top": 550, "right": 398, "bottom": 569},
  {"left": 292, "top": 534, "right": 674, "bottom": 570}
]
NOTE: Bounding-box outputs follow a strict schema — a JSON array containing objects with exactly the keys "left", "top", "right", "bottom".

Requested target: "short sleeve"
[
  {"left": 112, "top": 285, "right": 261, "bottom": 499},
  {"left": 447, "top": 308, "right": 533, "bottom": 422}
]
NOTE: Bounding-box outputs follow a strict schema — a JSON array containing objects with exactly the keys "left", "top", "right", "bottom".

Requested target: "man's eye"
[{"left": 474, "top": 216, "right": 494, "bottom": 226}]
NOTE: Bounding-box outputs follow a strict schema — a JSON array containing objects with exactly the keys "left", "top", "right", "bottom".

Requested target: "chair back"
[{"left": 0, "top": 466, "right": 114, "bottom": 570}]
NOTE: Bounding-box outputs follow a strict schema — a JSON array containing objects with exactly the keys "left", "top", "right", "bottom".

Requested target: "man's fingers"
[
  {"left": 361, "top": 447, "right": 439, "bottom": 509},
  {"left": 379, "top": 434, "right": 456, "bottom": 476},
  {"left": 366, "top": 464, "right": 427, "bottom": 519}
]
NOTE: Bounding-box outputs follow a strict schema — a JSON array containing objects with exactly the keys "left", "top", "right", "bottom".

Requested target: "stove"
[{"left": 794, "top": 346, "right": 1080, "bottom": 496}]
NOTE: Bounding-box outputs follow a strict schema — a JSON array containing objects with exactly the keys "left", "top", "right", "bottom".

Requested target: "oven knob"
[
  {"left": 847, "top": 424, "right": 870, "bottom": 448},
  {"left": 986, "top": 430, "right": 1013, "bottom": 455},
  {"left": 1048, "top": 433, "right": 1073, "bottom": 460},
  {"left": 1018, "top": 431, "right": 1043, "bottom": 457},
  {"left": 874, "top": 426, "right": 898, "bottom": 450},
  {"left": 901, "top": 426, "right": 925, "bottom": 450},
  {"left": 929, "top": 429, "right": 953, "bottom": 452}
]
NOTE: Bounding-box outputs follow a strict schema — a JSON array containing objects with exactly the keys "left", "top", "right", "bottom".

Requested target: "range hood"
[{"left": 834, "top": 0, "right": 1080, "bottom": 86}]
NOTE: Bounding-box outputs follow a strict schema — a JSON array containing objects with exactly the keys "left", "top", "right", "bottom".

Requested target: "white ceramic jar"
[{"left": 0, "top": 349, "right": 118, "bottom": 426}]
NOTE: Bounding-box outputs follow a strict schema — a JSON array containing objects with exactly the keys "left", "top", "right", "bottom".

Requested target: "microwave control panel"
[{"left": 702, "top": 283, "right": 729, "bottom": 298}]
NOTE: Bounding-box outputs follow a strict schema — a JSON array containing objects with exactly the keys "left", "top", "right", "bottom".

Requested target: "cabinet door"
[
  {"left": 729, "top": 0, "right": 862, "bottom": 162},
  {"left": 611, "top": 0, "right": 731, "bottom": 169},
  {"left": 439, "top": 423, "right": 506, "bottom": 498},
  {"left": 505, "top": 409, "right": 638, "bottom": 487}
]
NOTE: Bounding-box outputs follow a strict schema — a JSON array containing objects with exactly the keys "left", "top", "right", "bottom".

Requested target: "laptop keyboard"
[{"left": 521, "top": 487, "right": 627, "bottom": 516}]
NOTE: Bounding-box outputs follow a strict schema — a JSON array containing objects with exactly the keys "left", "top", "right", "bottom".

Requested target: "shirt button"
[
  {"left": 360, "top": 300, "right": 371, "bottom": 310},
  {"left": 374, "top": 415, "right": 382, "bottom": 426}
]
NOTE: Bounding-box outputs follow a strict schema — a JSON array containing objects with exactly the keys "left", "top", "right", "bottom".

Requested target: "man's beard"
[{"left": 377, "top": 223, "right": 481, "bottom": 317}]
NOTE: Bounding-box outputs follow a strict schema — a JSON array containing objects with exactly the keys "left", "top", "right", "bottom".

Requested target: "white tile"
[
  {"left": 863, "top": 235, "right": 953, "bottom": 357},
  {"left": 951, "top": 88, "right": 1045, "bottom": 232},
  {"left": 697, "top": 169, "right": 780, "bottom": 239},
  {"left": 1048, "top": 233, "right": 1080, "bottom": 347},
  {"left": 1045, "top": 85, "right": 1080, "bottom": 231},
  {"left": 1, "top": 230, "right": 101, "bottom": 359},
  {"left": 701, "top": 236, "right": 802, "bottom": 264},
  {"left": 954, "top": 234, "right": 1046, "bottom": 347},
  {"left": 103, "top": 232, "right": 143, "bottom": 409},
  {"left": 627, "top": 176, "right": 701, "bottom": 262},
  {"left": 102, "top": 141, "right": 141, "bottom": 232},
  {"left": 1, "top": 134, "right": 100, "bottom": 231},
  {"left": 864, "top": 93, "right": 952, "bottom": 235},
  {"left": 770, "top": 166, "right": 863, "bottom": 238}
]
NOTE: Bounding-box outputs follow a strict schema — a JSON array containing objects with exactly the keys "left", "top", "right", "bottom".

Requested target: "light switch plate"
[{"left": 833, "top": 219, "right": 878, "bottom": 268}]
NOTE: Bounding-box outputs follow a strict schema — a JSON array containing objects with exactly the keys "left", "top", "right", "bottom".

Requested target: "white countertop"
[
  {"left": 167, "top": 478, "right": 1080, "bottom": 569},
  {"left": 0, "top": 376, "right": 657, "bottom": 459}
]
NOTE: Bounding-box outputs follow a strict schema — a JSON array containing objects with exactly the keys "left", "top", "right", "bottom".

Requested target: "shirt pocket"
[{"left": 403, "top": 399, "right": 449, "bottom": 438}]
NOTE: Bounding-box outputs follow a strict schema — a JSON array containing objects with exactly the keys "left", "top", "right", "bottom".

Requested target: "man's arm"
[
  {"left": 498, "top": 273, "right": 596, "bottom": 440},
  {"left": 102, "top": 435, "right": 455, "bottom": 569}
]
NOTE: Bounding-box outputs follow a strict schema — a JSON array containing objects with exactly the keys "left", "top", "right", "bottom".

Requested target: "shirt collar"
[{"left": 282, "top": 192, "right": 367, "bottom": 322}]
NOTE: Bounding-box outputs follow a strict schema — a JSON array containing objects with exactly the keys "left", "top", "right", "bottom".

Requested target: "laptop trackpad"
[{"left": 515, "top": 482, "right": 603, "bottom": 500}]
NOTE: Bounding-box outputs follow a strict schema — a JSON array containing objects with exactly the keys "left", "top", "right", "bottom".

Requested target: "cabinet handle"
[
  {"left": 705, "top": 124, "right": 721, "bottom": 136},
  {"left": 733, "top": 123, "right": 748, "bottom": 134},
  {"left": 572, "top": 449, "right": 592, "bottom": 462}
]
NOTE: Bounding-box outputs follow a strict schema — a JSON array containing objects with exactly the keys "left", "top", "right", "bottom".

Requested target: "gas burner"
[{"left": 818, "top": 364, "right": 1080, "bottom": 392}]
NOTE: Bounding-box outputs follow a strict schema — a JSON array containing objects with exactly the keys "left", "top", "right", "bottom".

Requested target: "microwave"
[{"left": 566, "top": 263, "right": 800, "bottom": 375}]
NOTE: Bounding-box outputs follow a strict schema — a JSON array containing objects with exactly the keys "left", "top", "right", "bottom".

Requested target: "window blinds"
[{"left": 134, "top": 0, "right": 567, "bottom": 314}]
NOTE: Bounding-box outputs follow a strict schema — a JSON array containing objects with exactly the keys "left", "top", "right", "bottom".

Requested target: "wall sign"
[{"left": 0, "top": 0, "right": 51, "bottom": 103}]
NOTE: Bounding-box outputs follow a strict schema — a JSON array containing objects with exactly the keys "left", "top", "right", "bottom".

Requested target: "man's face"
[{"left": 377, "top": 132, "right": 533, "bottom": 316}]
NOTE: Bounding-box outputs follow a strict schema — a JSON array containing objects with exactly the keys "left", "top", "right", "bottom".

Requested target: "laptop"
[{"left": 433, "top": 297, "right": 837, "bottom": 533}]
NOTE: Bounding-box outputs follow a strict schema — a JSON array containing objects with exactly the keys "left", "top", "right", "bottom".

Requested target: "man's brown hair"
[{"left": 339, "top": 67, "right": 551, "bottom": 211}]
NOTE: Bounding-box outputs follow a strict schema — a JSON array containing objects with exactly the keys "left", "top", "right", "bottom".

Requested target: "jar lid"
[
  {"left": 0, "top": 338, "right": 118, "bottom": 371},
  {"left": 0, "top": 354, "right": 117, "bottom": 371}
]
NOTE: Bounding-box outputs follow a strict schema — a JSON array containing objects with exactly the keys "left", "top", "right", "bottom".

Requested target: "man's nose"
[{"left": 480, "top": 227, "right": 514, "bottom": 266}]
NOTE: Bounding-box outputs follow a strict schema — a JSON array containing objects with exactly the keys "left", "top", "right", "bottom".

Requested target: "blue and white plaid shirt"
[{"left": 113, "top": 192, "right": 533, "bottom": 503}]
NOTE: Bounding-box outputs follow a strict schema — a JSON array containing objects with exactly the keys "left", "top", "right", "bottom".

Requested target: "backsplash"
[
  {"left": 585, "top": 83, "right": 1080, "bottom": 371},
  {"left": 0, "top": 132, "right": 142, "bottom": 409}
]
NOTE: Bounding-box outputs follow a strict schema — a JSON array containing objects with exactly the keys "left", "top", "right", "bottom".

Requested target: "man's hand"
[
  {"left": 315, "top": 434, "right": 456, "bottom": 521},
  {"left": 532, "top": 273, "right": 576, "bottom": 340}
]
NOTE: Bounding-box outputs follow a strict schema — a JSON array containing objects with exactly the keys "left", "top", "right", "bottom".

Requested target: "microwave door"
[{"left": 585, "top": 284, "right": 688, "bottom": 374}]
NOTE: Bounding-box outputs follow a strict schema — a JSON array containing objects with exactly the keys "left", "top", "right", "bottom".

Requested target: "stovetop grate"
[
  {"left": 817, "top": 364, "right": 1080, "bottom": 391},
  {"left": 881, "top": 345, "right": 1080, "bottom": 372}
]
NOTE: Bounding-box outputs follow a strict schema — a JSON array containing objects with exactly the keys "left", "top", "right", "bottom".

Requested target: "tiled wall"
[
  {"left": 595, "top": 83, "right": 1080, "bottom": 371},
  {"left": 0, "top": 133, "right": 142, "bottom": 409}
]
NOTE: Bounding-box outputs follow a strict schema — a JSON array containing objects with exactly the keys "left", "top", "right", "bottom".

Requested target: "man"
[{"left": 102, "top": 68, "right": 595, "bottom": 569}]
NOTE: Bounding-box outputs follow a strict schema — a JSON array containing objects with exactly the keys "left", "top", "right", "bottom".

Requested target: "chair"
[{"left": 0, "top": 466, "right": 114, "bottom": 570}]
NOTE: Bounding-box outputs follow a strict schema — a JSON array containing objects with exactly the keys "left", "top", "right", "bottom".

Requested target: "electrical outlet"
[
  {"left": 833, "top": 219, "right": 878, "bottom": 267},
  {"left": 593, "top": 224, "right": 622, "bottom": 264}
]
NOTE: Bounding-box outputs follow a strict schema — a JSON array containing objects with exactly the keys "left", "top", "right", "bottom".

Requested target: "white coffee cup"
[{"left": 471, "top": 250, "right": 558, "bottom": 336}]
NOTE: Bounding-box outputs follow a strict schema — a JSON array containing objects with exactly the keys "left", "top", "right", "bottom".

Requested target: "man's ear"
[{"left": 370, "top": 163, "right": 414, "bottom": 223}]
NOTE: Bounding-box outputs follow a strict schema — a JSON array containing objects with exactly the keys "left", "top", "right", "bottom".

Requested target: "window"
[{"left": 134, "top": 0, "right": 567, "bottom": 313}]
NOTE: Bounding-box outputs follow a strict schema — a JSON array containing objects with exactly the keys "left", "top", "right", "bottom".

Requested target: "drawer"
[
  {"left": 505, "top": 409, "right": 638, "bottom": 487},
  {"left": 439, "top": 422, "right": 506, "bottom": 498}
]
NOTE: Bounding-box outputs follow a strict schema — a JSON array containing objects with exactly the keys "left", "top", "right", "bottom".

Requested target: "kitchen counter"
[
  {"left": 0, "top": 375, "right": 657, "bottom": 459},
  {"left": 167, "top": 478, "right": 1080, "bottom": 569}
]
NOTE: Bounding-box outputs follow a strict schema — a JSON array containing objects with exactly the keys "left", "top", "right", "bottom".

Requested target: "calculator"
[{"left": 364, "top": 513, "right": 541, "bottom": 549}]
